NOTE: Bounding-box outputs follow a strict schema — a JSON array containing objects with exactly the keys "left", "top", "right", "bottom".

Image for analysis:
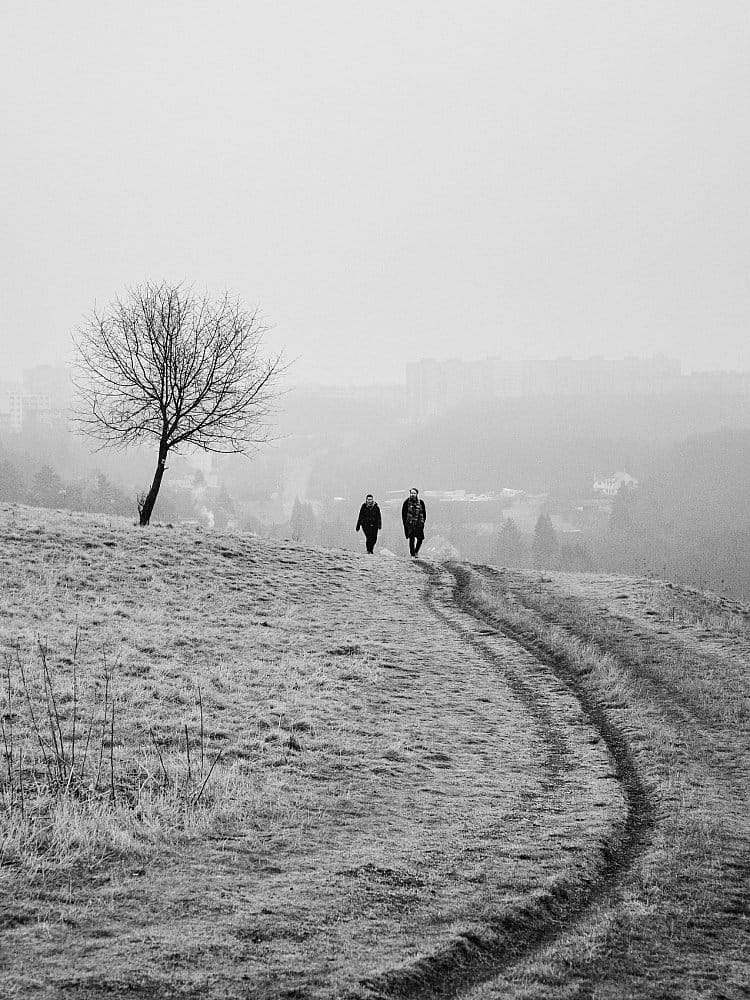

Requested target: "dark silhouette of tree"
[
  {"left": 290, "top": 496, "right": 316, "bottom": 542},
  {"left": 0, "top": 458, "right": 26, "bottom": 503},
  {"left": 90, "top": 472, "right": 131, "bottom": 516},
  {"left": 493, "top": 517, "right": 527, "bottom": 566},
  {"left": 609, "top": 483, "right": 637, "bottom": 535},
  {"left": 212, "top": 485, "right": 236, "bottom": 530},
  {"left": 532, "top": 512, "right": 559, "bottom": 568},
  {"left": 32, "top": 464, "right": 64, "bottom": 507},
  {"left": 73, "top": 281, "right": 283, "bottom": 525}
]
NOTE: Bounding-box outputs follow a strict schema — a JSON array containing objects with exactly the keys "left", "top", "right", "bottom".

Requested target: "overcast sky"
[{"left": 2, "top": 2, "right": 749, "bottom": 384}]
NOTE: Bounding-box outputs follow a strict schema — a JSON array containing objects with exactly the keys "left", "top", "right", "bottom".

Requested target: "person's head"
[
  {"left": 409, "top": 488, "right": 418, "bottom": 499},
  {"left": 365, "top": 493, "right": 374, "bottom": 506}
]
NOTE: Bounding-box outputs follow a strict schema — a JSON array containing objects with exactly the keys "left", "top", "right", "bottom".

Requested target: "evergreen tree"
[
  {"left": 90, "top": 472, "right": 131, "bottom": 515},
  {"left": 532, "top": 513, "right": 559, "bottom": 568},
  {"left": 32, "top": 464, "right": 64, "bottom": 507},
  {"left": 290, "top": 497, "right": 304, "bottom": 540},
  {"left": 213, "top": 485, "right": 236, "bottom": 530},
  {"left": 0, "top": 458, "right": 26, "bottom": 503},
  {"left": 494, "top": 518, "right": 527, "bottom": 567},
  {"left": 290, "top": 496, "right": 316, "bottom": 541},
  {"left": 609, "top": 483, "right": 636, "bottom": 535}
]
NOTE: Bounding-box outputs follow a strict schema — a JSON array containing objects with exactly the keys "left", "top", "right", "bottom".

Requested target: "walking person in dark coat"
[
  {"left": 356, "top": 494, "right": 382, "bottom": 554},
  {"left": 402, "top": 488, "right": 427, "bottom": 558}
]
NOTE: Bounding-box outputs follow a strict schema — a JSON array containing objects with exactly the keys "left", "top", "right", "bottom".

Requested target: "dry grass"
[
  {"left": 0, "top": 596, "right": 385, "bottom": 875},
  {"left": 2, "top": 505, "right": 747, "bottom": 998},
  {"left": 0, "top": 504, "right": 624, "bottom": 998}
]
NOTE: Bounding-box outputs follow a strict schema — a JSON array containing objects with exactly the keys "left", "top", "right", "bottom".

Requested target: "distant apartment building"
[
  {"left": 0, "top": 383, "right": 23, "bottom": 432},
  {"left": 682, "top": 370, "right": 750, "bottom": 395},
  {"left": 406, "top": 355, "right": 684, "bottom": 420},
  {"left": 20, "top": 393, "right": 53, "bottom": 426},
  {"left": 0, "top": 386, "right": 49, "bottom": 432},
  {"left": 0, "top": 365, "right": 73, "bottom": 432}
]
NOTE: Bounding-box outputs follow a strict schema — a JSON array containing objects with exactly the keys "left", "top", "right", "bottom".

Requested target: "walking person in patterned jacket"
[
  {"left": 401, "top": 488, "right": 427, "bottom": 558},
  {"left": 356, "top": 494, "right": 382, "bottom": 554}
]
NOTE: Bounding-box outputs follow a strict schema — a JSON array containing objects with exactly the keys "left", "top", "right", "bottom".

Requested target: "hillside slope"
[{"left": 0, "top": 505, "right": 747, "bottom": 999}]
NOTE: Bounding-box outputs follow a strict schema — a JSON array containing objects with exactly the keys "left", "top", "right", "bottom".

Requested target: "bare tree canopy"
[{"left": 73, "top": 281, "right": 284, "bottom": 525}]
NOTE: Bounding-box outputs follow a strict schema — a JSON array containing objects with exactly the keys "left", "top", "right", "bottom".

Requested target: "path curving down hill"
[
  {"left": 408, "top": 563, "right": 749, "bottom": 1000},
  {"left": 0, "top": 506, "right": 747, "bottom": 999}
]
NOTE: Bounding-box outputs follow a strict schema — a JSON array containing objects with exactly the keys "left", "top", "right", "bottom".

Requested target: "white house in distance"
[{"left": 593, "top": 471, "right": 639, "bottom": 497}]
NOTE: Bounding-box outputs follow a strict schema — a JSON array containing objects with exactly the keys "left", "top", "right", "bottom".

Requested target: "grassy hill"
[{"left": 0, "top": 505, "right": 747, "bottom": 998}]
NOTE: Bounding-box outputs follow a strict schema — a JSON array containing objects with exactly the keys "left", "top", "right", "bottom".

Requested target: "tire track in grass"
[
  {"left": 492, "top": 567, "right": 722, "bottom": 729},
  {"left": 482, "top": 566, "right": 750, "bottom": 804},
  {"left": 465, "top": 565, "right": 750, "bottom": 999},
  {"left": 351, "top": 561, "right": 654, "bottom": 1000},
  {"left": 422, "top": 565, "right": 571, "bottom": 783}
]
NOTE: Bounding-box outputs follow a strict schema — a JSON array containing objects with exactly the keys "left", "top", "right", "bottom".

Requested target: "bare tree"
[{"left": 73, "top": 281, "right": 283, "bottom": 526}]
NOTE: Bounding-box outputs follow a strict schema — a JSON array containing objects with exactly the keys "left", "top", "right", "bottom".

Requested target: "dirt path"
[
  {"left": 353, "top": 562, "right": 652, "bottom": 999},
  {"left": 456, "top": 565, "right": 749, "bottom": 1000}
]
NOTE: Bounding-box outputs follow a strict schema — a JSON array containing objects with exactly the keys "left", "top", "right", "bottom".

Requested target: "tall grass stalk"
[{"left": 1, "top": 636, "right": 226, "bottom": 869}]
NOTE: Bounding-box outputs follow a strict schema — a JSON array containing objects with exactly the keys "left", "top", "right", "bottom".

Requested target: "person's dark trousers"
[
  {"left": 408, "top": 529, "right": 424, "bottom": 557},
  {"left": 364, "top": 529, "right": 378, "bottom": 554}
]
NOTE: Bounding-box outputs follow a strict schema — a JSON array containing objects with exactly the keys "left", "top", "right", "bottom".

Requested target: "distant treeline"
[
  {"left": 312, "top": 392, "right": 748, "bottom": 495},
  {"left": 0, "top": 446, "right": 133, "bottom": 516},
  {"left": 0, "top": 444, "right": 232, "bottom": 526},
  {"left": 594, "top": 427, "right": 750, "bottom": 599},
  {"left": 469, "top": 426, "right": 750, "bottom": 601}
]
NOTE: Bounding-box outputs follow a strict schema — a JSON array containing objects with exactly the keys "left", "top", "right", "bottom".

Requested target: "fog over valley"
[{"left": 3, "top": 354, "right": 750, "bottom": 599}]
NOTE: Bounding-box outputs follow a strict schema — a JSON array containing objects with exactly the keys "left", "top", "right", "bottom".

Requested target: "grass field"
[{"left": 0, "top": 504, "right": 747, "bottom": 998}]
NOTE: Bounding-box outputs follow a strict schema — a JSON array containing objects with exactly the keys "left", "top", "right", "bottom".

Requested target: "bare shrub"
[{"left": 0, "top": 636, "right": 225, "bottom": 869}]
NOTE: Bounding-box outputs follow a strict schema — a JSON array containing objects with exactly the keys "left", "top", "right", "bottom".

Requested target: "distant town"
[
  {"left": 296, "top": 355, "right": 750, "bottom": 422},
  {"left": 404, "top": 355, "right": 750, "bottom": 420},
  {"left": 4, "top": 355, "right": 750, "bottom": 432},
  {"left": 4, "top": 354, "right": 750, "bottom": 597}
]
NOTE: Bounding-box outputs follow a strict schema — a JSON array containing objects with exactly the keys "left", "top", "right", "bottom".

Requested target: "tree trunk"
[{"left": 138, "top": 449, "right": 168, "bottom": 526}]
